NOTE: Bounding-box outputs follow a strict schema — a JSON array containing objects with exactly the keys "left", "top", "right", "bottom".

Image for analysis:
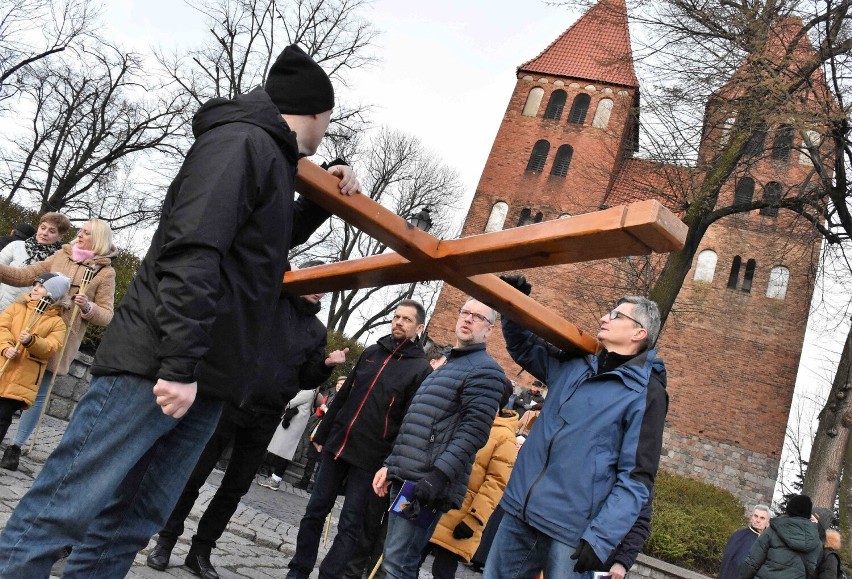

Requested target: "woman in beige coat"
[
  {"left": 0, "top": 219, "right": 116, "bottom": 470},
  {"left": 425, "top": 403, "right": 520, "bottom": 578}
]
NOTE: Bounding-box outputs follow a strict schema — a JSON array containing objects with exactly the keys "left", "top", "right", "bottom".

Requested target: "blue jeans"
[
  {"left": 483, "top": 512, "right": 589, "bottom": 579},
  {"left": 381, "top": 483, "right": 441, "bottom": 579},
  {"left": 11, "top": 369, "right": 53, "bottom": 447},
  {"left": 0, "top": 373, "right": 223, "bottom": 578}
]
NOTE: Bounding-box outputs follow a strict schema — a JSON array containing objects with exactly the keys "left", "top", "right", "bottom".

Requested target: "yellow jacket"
[
  {"left": 429, "top": 410, "right": 520, "bottom": 562},
  {"left": 0, "top": 297, "right": 67, "bottom": 407}
]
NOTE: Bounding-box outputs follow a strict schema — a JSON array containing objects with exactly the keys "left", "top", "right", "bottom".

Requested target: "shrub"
[
  {"left": 322, "top": 330, "right": 365, "bottom": 390},
  {"left": 645, "top": 469, "right": 745, "bottom": 575}
]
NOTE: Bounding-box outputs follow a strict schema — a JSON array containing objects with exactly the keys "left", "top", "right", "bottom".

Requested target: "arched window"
[
  {"left": 742, "top": 259, "right": 757, "bottom": 293},
  {"left": 592, "top": 98, "right": 614, "bottom": 128},
  {"left": 517, "top": 208, "right": 533, "bottom": 227},
  {"left": 799, "top": 130, "right": 822, "bottom": 165},
  {"left": 526, "top": 140, "right": 550, "bottom": 172},
  {"left": 550, "top": 145, "right": 574, "bottom": 177},
  {"left": 771, "top": 125, "right": 794, "bottom": 161},
  {"left": 522, "top": 87, "right": 545, "bottom": 117},
  {"left": 543, "top": 90, "right": 567, "bottom": 120},
  {"left": 558, "top": 213, "right": 571, "bottom": 219},
  {"left": 727, "top": 256, "right": 742, "bottom": 289},
  {"left": 484, "top": 201, "right": 509, "bottom": 233},
  {"left": 743, "top": 128, "right": 766, "bottom": 157},
  {"left": 766, "top": 266, "right": 790, "bottom": 299},
  {"left": 734, "top": 177, "right": 754, "bottom": 206},
  {"left": 568, "top": 94, "right": 591, "bottom": 124},
  {"left": 533, "top": 211, "right": 543, "bottom": 223},
  {"left": 760, "top": 182, "right": 781, "bottom": 217},
  {"left": 720, "top": 116, "right": 737, "bottom": 146},
  {"left": 693, "top": 250, "right": 718, "bottom": 282}
]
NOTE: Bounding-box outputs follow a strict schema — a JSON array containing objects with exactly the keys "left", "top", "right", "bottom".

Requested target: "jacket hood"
[
  {"left": 771, "top": 516, "right": 822, "bottom": 553},
  {"left": 192, "top": 88, "right": 299, "bottom": 162},
  {"left": 376, "top": 334, "right": 426, "bottom": 359},
  {"left": 495, "top": 409, "right": 520, "bottom": 433}
]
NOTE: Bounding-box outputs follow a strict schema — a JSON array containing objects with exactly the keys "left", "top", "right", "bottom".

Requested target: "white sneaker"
[{"left": 257, "top": 475, "right": 280, "bottom": 490}]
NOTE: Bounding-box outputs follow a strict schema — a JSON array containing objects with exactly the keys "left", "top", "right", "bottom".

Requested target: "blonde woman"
[{"left": 0, "top": 219, "right": 116, "bottom": 470}]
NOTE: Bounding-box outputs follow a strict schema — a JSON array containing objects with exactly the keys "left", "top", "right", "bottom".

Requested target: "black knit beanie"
[
  {"left": 264, "top": 44, "right": 334, "bottom": 115},
  {"left": 786, "top": 494, "right": 813, "bottom": 518}
]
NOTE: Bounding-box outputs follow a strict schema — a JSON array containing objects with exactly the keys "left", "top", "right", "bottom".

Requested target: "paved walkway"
[{"left": 0, "top": 415, "right": 483, "bottom": 578}]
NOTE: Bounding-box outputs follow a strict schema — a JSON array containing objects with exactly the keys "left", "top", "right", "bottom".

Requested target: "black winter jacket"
[
  {"left": 91, "top": 89, "right": 330, "bottom": 403},
  {"left": 314, "top": 335, "right": 431, "bottom": 472},
  {"left": 385, "top": 343, "right": 506, "bottom": 510},
  {"left": 243, "top": 294, "right": 331, "bottom": 414}
]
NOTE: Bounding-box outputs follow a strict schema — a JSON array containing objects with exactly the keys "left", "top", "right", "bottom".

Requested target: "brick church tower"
[{"left": 425, "top": 0, "right": 822, "bottom": 504}]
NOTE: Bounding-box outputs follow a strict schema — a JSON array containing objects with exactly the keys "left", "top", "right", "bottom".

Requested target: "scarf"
[
  {"left": 23, "top": 237, "right": 62, "bottom": 265},
  {"left": 72, "top": 245, "right": 95, "bottom": 263}
]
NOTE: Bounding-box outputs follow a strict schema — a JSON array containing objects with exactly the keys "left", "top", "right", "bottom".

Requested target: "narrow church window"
[
  {"left": 543, "top": 90, "right": 567, "bottom": 120},
  {"left": 734, "top": 177, "right": 754, "bottom": 206},
  {"left": 568, "top": 94, "right": 591, "bottom": 124},
  {"left": 727, "top": 256, "right": 742, "bottom": 289},
  {"left": 720, "top": 116, "right": 736, "bottom": 146},
  {"left": 760, "top": 182, "right": 781, "bottom": 217},
  {"left": 742, "top": 259, "right": 757, "bottom": 293},
  {"left": 592, "top": 98, "right": 614, "bottom": 129},
  {"left": 766, "top": 266, "right": 790, "bottom": 299},
  {"left": 522, "top": 87, "right": 545, "bottom": 117},
  {"left": 484, "top": 201, "right": 509, "bottom": 232},
  {"left": 771, "top": 125, "right": 794, "bottom": 161},
  {"left": 551, "top": 145, "right": 574, "bottom": 177},
  {"left": 798, "top": 130, "right": 821, "bottom": 165},
  {"left": 526, "top": 140, "right": 550, "bottom": 172},
  {"left": 693, "top": 250, "right": 718, "bottom": 282},
  {"left": 517, "top": 208, "right": 532, "bottom": 227},
  {"left": 534, "top": 211, "right": 543, "bottom": 223},
  {"left": 743, "top": 128, "right": 766, "bottom": 157}
]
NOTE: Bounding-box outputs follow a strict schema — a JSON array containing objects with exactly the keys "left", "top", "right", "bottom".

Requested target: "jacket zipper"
[
  {"left": 383, "top": 396, "right": 396, "bottom": 438},
  {"left": 335, "top": 340, "right": 407, "bottom": 460}
]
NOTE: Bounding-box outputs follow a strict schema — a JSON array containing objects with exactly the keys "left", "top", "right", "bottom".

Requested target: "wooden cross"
[{"left": 286, "top": 159, "right": 688, "bottom": 353}]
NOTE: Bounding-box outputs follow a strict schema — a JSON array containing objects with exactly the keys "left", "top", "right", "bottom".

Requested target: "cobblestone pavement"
[{"left": 0, "top": 415, "right": 484, "bottom": 578}]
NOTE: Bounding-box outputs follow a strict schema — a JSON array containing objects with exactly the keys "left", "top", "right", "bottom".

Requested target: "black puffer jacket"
[
  {"left": 385, "top": 343, "right": 506, "bottom": 510},
  {"left": 91, "top": 89, "right": 330, "bottom": 403},
  {"left": 740, "top": 516, "right": 822, "bottom": 579},
  {"left": 242, "top": 294, "right": 331, "bottom": 414},
  {"left": 314, "top": 335, "right": 431, "bottom": 472}
]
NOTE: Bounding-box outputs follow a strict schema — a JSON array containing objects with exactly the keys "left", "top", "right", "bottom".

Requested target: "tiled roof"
[{"left": 519, "top": 0, "right": 638, "bottom": 88}]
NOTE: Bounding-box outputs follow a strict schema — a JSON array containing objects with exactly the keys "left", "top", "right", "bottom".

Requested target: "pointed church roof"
[{"left": 519, "top": 0, "right": 638, "bottom": 88}]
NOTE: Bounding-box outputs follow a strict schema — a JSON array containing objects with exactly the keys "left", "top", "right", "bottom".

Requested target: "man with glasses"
[
  {"left": 373, "top": 297, "right": 507, "bottom": 578},
  {"left": 284, "top": 300, "right": 432, "bottom": 579},
  {"left": 485, "top": 275, "right": 668, "bottom": 579}
]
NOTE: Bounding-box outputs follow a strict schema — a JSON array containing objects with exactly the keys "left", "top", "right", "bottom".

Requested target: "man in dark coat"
[
  {"left": 374, "top": 297, "right": 507, "bottom": 579},
  {"left": 0, "top": 223, "right": 35, "bottom": 250},
  {"left": 0, "top": 45, "right": 361, "bottom": 578},
  {"left": 285, "top": 300, "right": 432, "bottom": 579},
  {"left": 485, "top": 276, "right": 668, "bottom": 579},
  {"left": 740, "top": 494, "right": 821, "bottom": 579},
  {"left": 719, "top": 505, "right": 772, "bottom": 579},
  {"left": 147, "top": 262, "right": 348, "bottom": 578}
]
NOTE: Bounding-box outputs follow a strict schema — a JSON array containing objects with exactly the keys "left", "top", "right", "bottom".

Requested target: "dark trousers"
[
  {"left": 287, "top": 452, "right": 375, "bottom": 579},
  {"left": 299, "top": 440, "right": 320, "bottom": 483},
  {"left": 343, "top": 489, "right": 389, "bottom": 578},
  {"left": 429, "top": 545, "right": 460, "bottom": 579},
  {"left": 158, "top": 404, "right": 280, "bottom": 549},
  {"left": 0, "top": 397, "right": 24, "bottom": 444},
  {"left": 472, "top": 504, "right": 505, "bottom": 568}
]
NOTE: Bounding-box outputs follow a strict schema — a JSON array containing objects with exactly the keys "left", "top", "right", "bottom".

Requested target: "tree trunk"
[{"left": 802, "top": 325, "right": 852, "bottom": 506}]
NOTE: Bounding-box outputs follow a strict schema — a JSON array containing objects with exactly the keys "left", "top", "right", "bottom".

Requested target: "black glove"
[
  {"left": 281, "top": 406, "right": 299, "bottom": 429},
  {"left": 571, "top": 539, "right": 604, "bottom": 572},
  {"left": 499, "top": 274, "right": 532, "bottom": 295},
  {"left": 452, "top": 521, "right": 475, "bottom": 540},
  {"left": 412, "top": 468, "right": 449, "bottom": 508}
]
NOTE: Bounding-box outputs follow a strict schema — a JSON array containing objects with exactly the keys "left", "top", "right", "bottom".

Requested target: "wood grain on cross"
[{"left": 287, "top": 159, "right": 688, "bottom": 353}]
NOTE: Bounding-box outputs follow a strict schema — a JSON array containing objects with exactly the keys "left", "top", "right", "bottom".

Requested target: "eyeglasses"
[
  {"left": 459, "top": 308, "right": 492, "bottom": 325},
  {"left": 608, "top": 309, "right": 644, "bottom": 328}
]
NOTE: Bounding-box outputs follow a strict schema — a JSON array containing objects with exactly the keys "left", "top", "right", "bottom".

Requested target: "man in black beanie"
[
  {"left": 739, "top": 494, "right": 822, "bottom": 579},
  {"left": 0, "top": 223, "right": 36, "bottom": 251},
  {"left": 0, "top": 44, "right": 360, "bottom": 578}
]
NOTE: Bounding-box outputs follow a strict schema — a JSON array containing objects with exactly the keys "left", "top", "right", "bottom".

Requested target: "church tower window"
[
  {"left": 760, "top": 182, "right": 781, "bottom": 217},
  {"left": 592, "top": 98, "right": 614, "bottom": 128},
  {"left": 526, "top": 140, "right": 550, "bottom": 172},
  {"left": 734, "top": 177, "right": 754, "bottom": 206},
  {"left": 551, "top": 145, "right": 574, "bottom": 177},
  {"left": 693, "top": 250, "right": 718, "bottom": 282},
  {"left": 568, "top": 94, "right": 591, "bottom": 124},
  {"left": 522, "top": 87, "right": 545, "bottom": 117},
  {"left": 484, "top": 202, "right": 509, "bottom": 232},
  {"left": 543, "top": 90, "right": 567, "bottom": 120}
]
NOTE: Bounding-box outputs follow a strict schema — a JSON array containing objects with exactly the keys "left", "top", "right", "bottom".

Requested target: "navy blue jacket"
[
  {"left": 501, "top": 318, "right": 668, "bottom": 562},
  {"left": 385, "top": 343, "right": 506, "bottom": 510},
  {"left": 720, "top": 526, "right": 761, "bottom": 579}
]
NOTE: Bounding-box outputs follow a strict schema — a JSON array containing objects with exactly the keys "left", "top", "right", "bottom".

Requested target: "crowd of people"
[{"left": 0, "top": 42, "right": 813, "bottom": 579}]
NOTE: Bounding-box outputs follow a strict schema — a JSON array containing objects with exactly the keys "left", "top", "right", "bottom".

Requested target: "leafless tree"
[
  {"left": 0, "top": 42, "right": 188, "bottom": 228},
  {"left": 292, "top": 127, "right": 463, "bottom": 341}
]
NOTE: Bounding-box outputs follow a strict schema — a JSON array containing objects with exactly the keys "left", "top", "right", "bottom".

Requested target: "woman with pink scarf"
[{"left": 0, "top": 219, "right": 116, "bottom": 470}]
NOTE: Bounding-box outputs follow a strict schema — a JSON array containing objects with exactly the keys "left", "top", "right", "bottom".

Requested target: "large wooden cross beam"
[{"left": 287, "top": 159, "right": 688, "bottom": 353}]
